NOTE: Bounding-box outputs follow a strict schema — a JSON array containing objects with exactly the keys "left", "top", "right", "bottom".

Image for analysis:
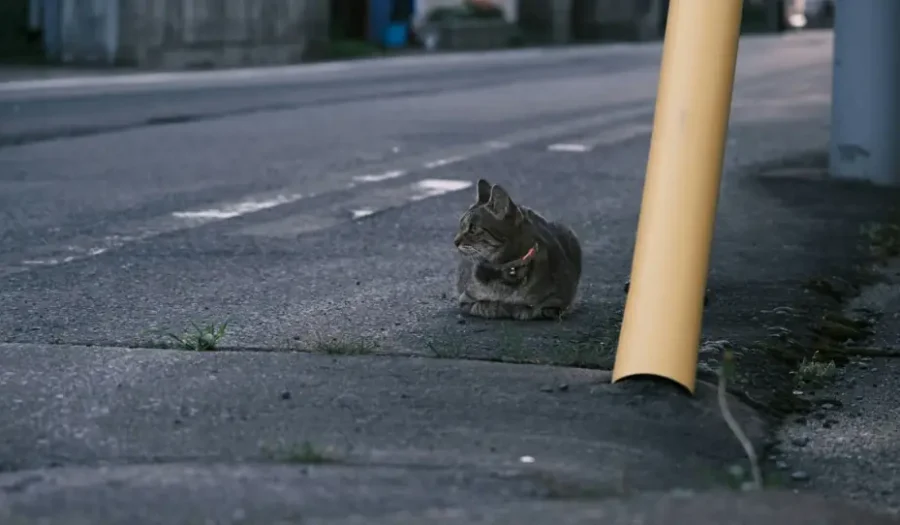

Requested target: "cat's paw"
[
  {"left": 465, "top": 300, "right": 509, "bottom": 319},
  {"left": 457, "top": 294, "right": 477, "bottom": 317},
  {"left": 511, "top": 307, "right": 538, "bottom": 321},
  {"left": 540, "top": 307, "right": 563, "bottom": 320}
]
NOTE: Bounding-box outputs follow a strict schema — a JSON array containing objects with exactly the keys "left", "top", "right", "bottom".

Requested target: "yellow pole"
[{"left": 612, "top": 0, "right": 744, "bottom": 393}]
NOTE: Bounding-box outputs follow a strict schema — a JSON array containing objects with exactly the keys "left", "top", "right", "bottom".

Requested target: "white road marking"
[
  {"left": 588, "top": 122, "right": 653, "bottom": 147},
  {"left": 423, "top": 156, "right": 466, "bottom": 169},
  {"left": 409, "top": 179, "right": 473, "bottom": 201},
  {"left": 352, "top": 170, "right": 406, "bottom": 183},
  {"left": 235, "top": 178, "right": 474, "bottom": 237},
  {"left": 547, "top": 143, "right": 590, "bottom": 152},
  {"left": 171, "top": 194, "right": 303, "bottom": 220},
  {"left": 22, "top": 257, "right": 71, "bottom": 266},
  {"left": 351, "top": 208, "right": 376, "bottom": 219},
  {"left": 3, "top": 104, "right": 659, "bottom": 274},
  {"left": 5, "top": 193, "right": 304, "bottom": 271},
  {"left": 547, "top": 122, "right": 653, "bottom": 152}
]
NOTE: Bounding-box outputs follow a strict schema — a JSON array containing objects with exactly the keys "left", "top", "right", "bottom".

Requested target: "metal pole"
[
  {"left": 829, "top": 0, "right": 900, "bottom": 186},
  {"left": 612, "top": 0, "right": 744, "bottom": 393}
]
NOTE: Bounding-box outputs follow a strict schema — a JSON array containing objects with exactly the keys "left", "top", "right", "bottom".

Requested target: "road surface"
[{"left": 0, "top": 33, "right": 832, "bottom": 356}]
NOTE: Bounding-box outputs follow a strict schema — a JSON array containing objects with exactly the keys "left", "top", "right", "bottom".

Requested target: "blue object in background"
[
  {"left": 368, "top": 0, "right": 391, "bottom": 45},
  {"left": 384, "top": 22, "right": 407, "bottom": 48},
  {"left": 40, "top": 0, "right": 61, "bottom": 61},
  {"left": 370, "top": 0, "right": 412, "bottom": 48}
]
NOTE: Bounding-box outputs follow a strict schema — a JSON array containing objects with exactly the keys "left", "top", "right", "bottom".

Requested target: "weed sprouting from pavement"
[
  {"left": 167, "top": 320, "right": 229, "bottom": 351},
  {"left": 263, "top": 441, "right": 339, "bottom": 464},
  {"left": 717, "top": 344, "right": 763, "bottom": 491},
  {"left": 425, "top": 338, "right": 466, "bottom": 359},
  {"left": 284, "top": 441, "right": 337, "bottom": 464},
  {"left": 862, "top": 221, "right": 900, "bottom": 259},
  {"left": 303, "top": 333, "right": 377, "bottom": 355},
  {"left": 794, "top": 357, "right": 837, "bottom": 387},
  {"left": 425, "top": 321, "right": 615, "bottom": 369}
]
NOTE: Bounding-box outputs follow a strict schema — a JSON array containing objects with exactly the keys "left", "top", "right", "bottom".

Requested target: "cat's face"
[{"left": 454, "top": 179, "right": 520, "bottom": 261}]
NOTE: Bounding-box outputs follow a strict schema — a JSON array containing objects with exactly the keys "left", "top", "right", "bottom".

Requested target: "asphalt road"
[
  {"left": 3, "top": 30, "right": 900, "bottom": 524},
  {"left": 0, "top": 32, "right": 832, "bottom": 356}
]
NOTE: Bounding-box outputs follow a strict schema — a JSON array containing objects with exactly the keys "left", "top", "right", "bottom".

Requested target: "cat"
[{"left": 454, "top": 179, "right": 582, "bottom": 320}]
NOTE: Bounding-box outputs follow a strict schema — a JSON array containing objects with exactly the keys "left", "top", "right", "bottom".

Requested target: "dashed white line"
[
  {"left": 352, "top": 170, "right": 406, "bottom": 183},
  {"left": 6, "top": 194, "right": 305, "bottom": 271},
  {"left": 588, "top": 123, "right": 653, "bottom": 148},
  {"left": 546, "top": 122, "right": 653, "bottom": 153},
  {"left": 22, "top": 257, "right": 70, "bottom": 266},
  {"left": 351, "top": 208, "right": 376, "bottom": 219},
  {"left": 234, "top": 178, "right": 475, "bottom": 237},
  {"left": 409, "top": 179, "right": 473, "bottom": 201},
  {"left": 423, "top": 156, "right": 466, "bottom": 169},
  {"left": 547, "top": 143, "right": 590, "bottom": 153},
  {"left": 21, "top": 246, "right": 109, "bottom": 266},
  {"left": 171, "top": 194, "right": 304, "bottom": 220},
  {"left": 5, "top": 105, "right": 658, "bottom": 274}
]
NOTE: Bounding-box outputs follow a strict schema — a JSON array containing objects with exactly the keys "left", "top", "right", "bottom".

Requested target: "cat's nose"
[{"left": 453, "top": 233, "right": 463, "bottom": 246}]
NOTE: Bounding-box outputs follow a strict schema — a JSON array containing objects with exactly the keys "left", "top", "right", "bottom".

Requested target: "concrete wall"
[
  {"left": 56, "top": 0, "right": 329, "bottom": 69},
  {"left": 517, "top": 0, "right": 565, "bottom": 43},
  {"left": 59, "top": 0, "right": 118, "bottom": 64},
  {"left": 519, "top": 0, "right": 664, "bottom": 44},
  {"left": 575, "top": 0, "right": 665, "bottom": 42},
  {"left": 412, "top": 0, "right": 517, "bottom": 29},
  {"left": 519, "top": 0, "right": 792, "bottom": 45}
]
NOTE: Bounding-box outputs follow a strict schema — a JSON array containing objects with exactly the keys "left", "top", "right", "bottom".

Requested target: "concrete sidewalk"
[{"left": 0, "top": 344, "right": 895, "bottom": 524}]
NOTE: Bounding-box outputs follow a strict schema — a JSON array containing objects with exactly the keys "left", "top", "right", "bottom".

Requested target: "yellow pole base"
[{"left": 612, "top": 0, "right": 744, "bottom": 393}]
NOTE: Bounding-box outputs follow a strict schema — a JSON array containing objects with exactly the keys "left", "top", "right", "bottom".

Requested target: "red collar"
[{"left": 520, "top": 244, "right": 538, "bottom": 262}]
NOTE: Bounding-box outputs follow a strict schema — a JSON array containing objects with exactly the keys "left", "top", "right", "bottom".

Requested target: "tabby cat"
[{"left": 454, "top": 179, "right": 582, "bottom": 320}]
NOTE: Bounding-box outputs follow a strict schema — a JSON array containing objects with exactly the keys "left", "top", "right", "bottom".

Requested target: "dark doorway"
[
  {"left": 331, "top": 0, "right": 368, "bottom": 41},
  {"left": 570, "top": 0, "right": 595, "bottom": 42},
  {"left": 390, "top": 0, "right": 413, "bottom": 22},
  {"left": 0, "top": 0, "right": 44, "bottom": 63}
]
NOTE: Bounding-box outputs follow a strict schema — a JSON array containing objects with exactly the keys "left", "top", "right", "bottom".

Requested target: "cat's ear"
[
  {"left": 486, "top": 184, "right": 514, "bottom": 218},
  {"left": 475, "top": 179, "right": 491, "bottom": 204}
]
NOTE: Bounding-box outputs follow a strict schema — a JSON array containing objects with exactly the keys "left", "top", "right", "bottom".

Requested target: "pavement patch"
[{"left": 0, "top": 343, "right": 764, "bottom": 486}]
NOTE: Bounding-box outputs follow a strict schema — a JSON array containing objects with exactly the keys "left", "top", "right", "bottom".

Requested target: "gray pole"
[{"left": 829, "top": 0, "right": 900, "bottom": 185}]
